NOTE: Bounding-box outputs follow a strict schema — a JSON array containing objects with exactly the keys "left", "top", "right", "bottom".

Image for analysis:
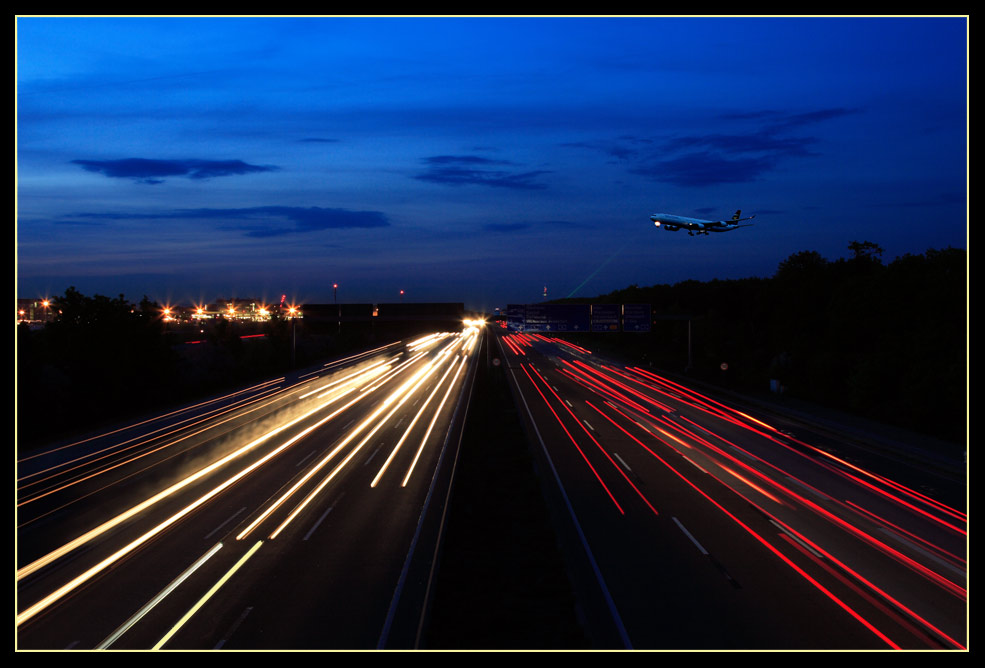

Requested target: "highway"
[
  {"left": 16, "top": 324, "right": 482, "bottom": 650},
  {"left": 496, "top": 329, "right": 967, "bottom": 650}
]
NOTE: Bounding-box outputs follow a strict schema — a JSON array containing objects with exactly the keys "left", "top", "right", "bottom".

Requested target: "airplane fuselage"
[{"left": 650, "top": 210, "right": 754, "bottom": 235}]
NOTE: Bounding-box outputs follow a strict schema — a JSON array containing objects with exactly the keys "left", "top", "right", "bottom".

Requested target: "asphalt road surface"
[
  {"left": 17, "top": 326, "right": 482, "bottom": 650},
  {"left": 495, "top": 328, "right": 966, "bottom": 650}
]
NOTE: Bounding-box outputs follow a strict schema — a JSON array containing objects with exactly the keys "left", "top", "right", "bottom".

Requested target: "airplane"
[{"left": 650, "top": 210, "right": 755, "bottom": 235}]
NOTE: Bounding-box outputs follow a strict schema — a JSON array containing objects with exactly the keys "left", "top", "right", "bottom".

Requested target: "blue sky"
[{"left": 16, "top": 16, "right": 968, "bottom": 312}]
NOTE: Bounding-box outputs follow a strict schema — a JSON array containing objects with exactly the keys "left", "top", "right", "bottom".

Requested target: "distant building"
[{"left": 16, "top": 298, "right": 52, "bottom": 324}]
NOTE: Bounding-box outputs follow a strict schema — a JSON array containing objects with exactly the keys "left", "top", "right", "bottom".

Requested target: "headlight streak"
[
  {"left": 589, "top": 399, "right": 967, "bottom": 646},
  {"left": 20, "top": 362, "right": 395, "bottom": 517},
  {"left": 96, "top": 542, "right": 224, "bottom": 649},
  {"left": 527, "top": 363, "right": 662, "bottom": 516},
  {"left": 18, "top": 383, "right": 285, "bottom": 489},
  {"left": 152, "top": 541, "right": 264, "bottom": 650},
  {"left": 579, "top": 401, "right": 901, "bottom": 649},
  {"left": 17, "top": 378, "right": 377, "bottom": 626},
  {"left": 318, "top": 341, "right": 403, "bottom": 372},
  {"left": 265, "top": 343, "right": 458, "bottom": 540},
  {"left": 362, "top": 350, "right": 430, "bottom": 393},
  {"left": 298, "top": 357, "right": 395, "bottom": 399},
  {"left": 401, "top": 355, "right": 468, "bottom": 488},
  {"left": 18, "top": 384, "right": 291, "bottom": 511},
  {"left": 16, "top": 377, "right": 285, "bottom": 465},
  {"left": 18, "top": 363, "right": 389, "bottom": 583},
  {"left": 371, "top": 351, "right": 460, "bottom": 488},
  {"left": 519, "top": 363, "right": 625, "bottom": 514}
]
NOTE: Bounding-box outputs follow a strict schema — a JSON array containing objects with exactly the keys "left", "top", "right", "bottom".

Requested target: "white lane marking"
[
  {"left": 295, "top": 450, "right": 317, "bottom": 467},
  {"left": 784, "top": 476, "right": 832, "bottom": 501},
  {"left": 672, "top": 517, "right": 708, "bottom": 555},
  {"left": 583, "top": 420, "right": 595, "bottom": 431},
  {"left": 769, "top": 520, "right": 824, "bottom": 558},
  {"left": 204, "top": 507, "right": 247, "bottom": 540},
  {"left": 877, "top": 528, "right": 966, "bottom": 579},
  {"left": 681, "top": 455, "right": 708, "bottom": 474},
  {"left": 363, "top": 445, "right": 382, "bottom": 467},
  {"left": 303, "top": 492, "right": 346, "bottom": 542},
  {"left": 613, "top": 452, "right": 632, "bottom": 473},
  {"left": 303, "top": 508, "right": 332, "bottom": 541},
  {"left": 503, "top": 362, "right": 633, "bottom": 649},
  {"left": 214, "top": 606, "right": 254, "bottom": 649}
]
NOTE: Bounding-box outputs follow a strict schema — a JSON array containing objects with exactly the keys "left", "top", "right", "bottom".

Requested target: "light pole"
[
  {"left": 288, "top": 306, "right": 298, "bottom": 367},
  {"left": 334, "top": 284, "right": 340, "bottom": 335}
]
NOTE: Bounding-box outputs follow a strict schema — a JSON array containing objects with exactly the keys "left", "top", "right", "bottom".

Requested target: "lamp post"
[
  {"left": 333, "top": 284, "right": 340, "bottom": 335},
  {"left": 288, "top": 306, "right": 298, "bottom": 367}
]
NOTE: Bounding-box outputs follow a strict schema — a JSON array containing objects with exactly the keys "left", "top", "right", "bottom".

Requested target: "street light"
[
  {"left": 287, "top": 305, "right": 298, "bottom": 367},
  {"left": 333, "top": 284, "right": 340, "bottom": 335}
]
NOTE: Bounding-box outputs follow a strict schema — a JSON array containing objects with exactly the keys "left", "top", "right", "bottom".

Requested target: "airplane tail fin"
[{"left": 732, "top": 210, "right": 742, "bottom": 221}]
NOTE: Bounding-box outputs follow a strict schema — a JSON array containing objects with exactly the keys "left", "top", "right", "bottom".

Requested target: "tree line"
[{"left": 561, "top": 242, "right": 966, "bottom": 445}]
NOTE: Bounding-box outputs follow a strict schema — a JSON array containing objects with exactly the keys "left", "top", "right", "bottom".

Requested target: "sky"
[{"left": 16, "top": 16, "right": 968, "bottom": 312}]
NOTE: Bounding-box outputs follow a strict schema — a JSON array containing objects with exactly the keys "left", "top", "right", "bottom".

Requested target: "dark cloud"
[
  {"left": 570, "top": 108, "right": 860, "bottom": 187},
  {"left": 70, "top": 158, "right": 278, "bottom": 183},
  {"left": 415, "top": 155, "right": 550, "bottom": 190},
  {"left": 71, "top": 206, "right": 389, "bottom": 237},
  {"left": 760, "top": 108, "right": 858, "bottom": 134},
  {"left": 662, "top": 132, "right": 818, "bottom": 158}
]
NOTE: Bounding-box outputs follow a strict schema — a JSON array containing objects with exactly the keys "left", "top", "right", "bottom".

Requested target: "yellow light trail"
[
  {"left": 152, "top": 541, "right": 264, "bottom": 650},
  {"left": 370, "top": 349, "right": 460, "bottom": 488},
  {"left": 16, "top": 378, "right": 285, "bottom": 466},
  {"left": 402, "top": 355, "right": 468, "bottom": 487},
  {"left": 17, "top": 363, "right": 389, "bottom": 582},
  {"left": 16, "top": 374, "right": 390, "bottom": 626},
  {"left": 260, "top": 345, "right": 456, "bottom": 540},
  {"left": 96, "top": 542, "right": 224, "bottom": 649}
]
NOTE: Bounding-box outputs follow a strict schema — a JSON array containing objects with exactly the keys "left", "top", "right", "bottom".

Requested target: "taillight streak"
[
  {"left": 777, "top": 534, "right": 951, "bottom": 649},
  {"left": 843, "top": 500, "right": 966, "bottom": 568},
  {"left": 581, "top": 400, "right": 900, "bottom": 649},
  {"left": 652, "top": 414, "right": 966, "bottom": 599},
  {"left": 627, "top": 368, "right": 966, "bottom": 539},
  {"left": 566, "top": 360, "right": 673, "bottom": 413},
  {"left": 768, "top": 515, "right": 965, "bottom": 649},
  {"left": 519, "top": 364, "right": 625, "bottom": 515},
  {"left": 559, "top": 366, "right": 652, "bottom": 415},
  {"left": 527, "top": 366, "right": 658, "bottom": 517}
]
